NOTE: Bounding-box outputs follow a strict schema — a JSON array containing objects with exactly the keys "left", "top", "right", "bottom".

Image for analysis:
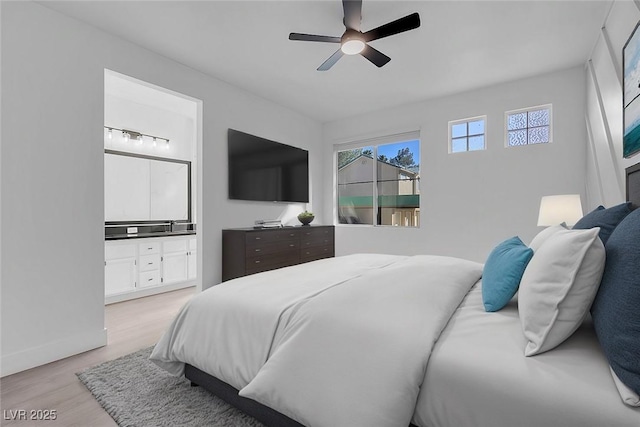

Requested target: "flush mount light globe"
[
  {"left": 340, "top": 30, "right": 365, "bottom": 55},
  {"left": 341, "top": 38, "right": 365, "bottom": 55}
]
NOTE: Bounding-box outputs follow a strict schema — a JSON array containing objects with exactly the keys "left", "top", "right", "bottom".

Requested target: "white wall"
[
  {"left": 105, "top": 94, "right": 196, "bottom": 161},
  {"left": 0, "top": 1, "right": 323, "bottom": 376},
  {"left": 323, "top": 67, "right": 587, "bottom": 263},
  {"left": 585, "top": 0, "right": 640, "bottom": 209}
]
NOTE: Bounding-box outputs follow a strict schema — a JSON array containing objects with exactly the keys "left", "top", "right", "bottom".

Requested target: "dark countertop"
[
  {"left": 225, "top": 225, "right": 333, "bottom": 232},
  {"left": 105, "top": 230, "right": 196, "bottom": 240}
]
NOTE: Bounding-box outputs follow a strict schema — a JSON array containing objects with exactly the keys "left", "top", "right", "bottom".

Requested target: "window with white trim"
[
  {"left": 449, "top": 116, "right": 486, "bottom": 153},
  {"left": 336, "top": 131, "right": 420, "bottom": 227},
  {"left": 505, "top": 104, "right": 552, "bottom": 146}
]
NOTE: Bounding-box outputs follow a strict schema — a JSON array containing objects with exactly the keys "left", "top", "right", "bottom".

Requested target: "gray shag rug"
[{"left": 77, "top": 347, "right": 264, "bottom": 427}]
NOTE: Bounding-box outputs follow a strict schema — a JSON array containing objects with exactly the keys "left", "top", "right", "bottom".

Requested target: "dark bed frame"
[
  {"left": 186, "top": 163, "right": 640, "bottom": 427},
  {"left": 185, "top": 363, "right": 419, "bottom": 427},
  {"left": 185, "top": 364, "right": 304, "bottom": 427}
]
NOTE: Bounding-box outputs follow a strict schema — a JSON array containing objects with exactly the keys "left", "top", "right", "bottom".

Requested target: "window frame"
[
  {"left": 448, "top": 115, "right": 487, "bottom": 154},
  {"left": 333, "top": 130, "right": 421, "bottom": 228},
  {"left": 504, "top": 104, "right": 553, "bottom": 147}
]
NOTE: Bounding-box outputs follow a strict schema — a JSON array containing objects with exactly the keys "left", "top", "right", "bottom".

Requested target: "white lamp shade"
[{"left": 537, "top": 194, "right": 583, "bottom": 227}]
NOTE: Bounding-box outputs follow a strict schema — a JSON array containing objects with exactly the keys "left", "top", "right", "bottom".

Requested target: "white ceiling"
[{"left": 41, "top": 1, "right": 612, "bottom": 123}]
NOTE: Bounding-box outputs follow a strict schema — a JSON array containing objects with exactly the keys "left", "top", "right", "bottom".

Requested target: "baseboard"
[
  {"left": 1, "top": 328, "right": 108, "bottom": 377},
  {"left": 105, "top": 281, "right": 196, "bottom": 305}
]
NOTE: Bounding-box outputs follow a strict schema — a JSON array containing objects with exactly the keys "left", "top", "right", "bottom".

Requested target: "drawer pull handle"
[
  {"left": 306, "top": 252, "right": 310, "bottom": 255},
  {"left": 255, "top": 260, "right": 261, "bottom": 264},
  {"left": 255, "top": 237, "right": 261, "bottom": 240},
  {"left": 147, "top": 262, "right": 153, "bottom": 265},
  {"left": 289, "top": 244, "right": 295, "bottom": 247},
  {"left": 148, "top": 247, "right": 153, "bottom": 250},
  {"left": 148, "top": 278, "right": 153, "bottom": 281},
  {"left": 255, "top": 249, "right": 261, "bottom": 252}
]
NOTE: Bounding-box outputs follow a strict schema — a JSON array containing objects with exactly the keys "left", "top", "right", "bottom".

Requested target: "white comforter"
[{"left": 151, "top": 254, "right": 483, "bottom": 427}]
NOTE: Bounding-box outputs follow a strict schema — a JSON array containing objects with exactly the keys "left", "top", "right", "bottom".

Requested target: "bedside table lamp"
[{"left": 537, "top": 194, "right": 583, "bottom": 227}]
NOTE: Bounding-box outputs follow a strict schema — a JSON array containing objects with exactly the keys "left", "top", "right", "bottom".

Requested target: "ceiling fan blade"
[
  {"left": 362, "top": 12, "right": 420, "bottom": 42},
  {"left": 360, "top": 44, "right": 391, "bottom": 68},
  {"left": 317, "top": 49, "right": 345, "bottom": 71},
  {"left": 289, "top": 33, "right": 341, "bottom": 43},
  {"left": 342, "top": 0, "right": 363, "bottom": 31}
]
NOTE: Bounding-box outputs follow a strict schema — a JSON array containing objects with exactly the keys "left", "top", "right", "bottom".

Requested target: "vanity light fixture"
[{"left": 104, "top": 126, "right": 170, "bottom": 149}]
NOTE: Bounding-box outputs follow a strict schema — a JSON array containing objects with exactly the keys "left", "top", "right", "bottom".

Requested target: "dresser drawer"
[
  {"left": 301, "top": 245, "right": 334, "bottom": 261},
  {"left": 300, "top": 234, "right": 334, "bottom": 249},
  {"left": 245, "top": 250, "right": 300, "bottom": 275},
  {"left": 300, "top": 227, "right": 333, "bottom": 240},
  {"left": 139, "top": 242, "right": 160, "bottom": 255},
  {"left": 246, "top": 240, "right": 300, "bottom": 257},
  {"left": 246, "top": 229, "right": 299, "bottom": 247},
  {"left": 139, "top": 269, "right": 160, "bottom": 287},
  {"left": 139, "top": 254, "right": 161, "bottom": 272}
]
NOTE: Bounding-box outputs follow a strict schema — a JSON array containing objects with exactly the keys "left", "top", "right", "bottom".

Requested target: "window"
[
  {"left": 336, "top": 132, "right": 420, "bottom": 227},
  {"left": 449, "top": 116, "right": 486, "bottom": 153},
  {"left": 506, "top": 104, "right": 552, "bottom": 146}
]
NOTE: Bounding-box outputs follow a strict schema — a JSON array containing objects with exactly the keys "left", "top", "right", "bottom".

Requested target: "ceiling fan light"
[{"left": 341, "top": 39, "right": 365, "bottom": 55}]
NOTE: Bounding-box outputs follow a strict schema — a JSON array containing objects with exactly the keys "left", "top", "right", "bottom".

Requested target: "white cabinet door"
[
  {"left": 187, "top": 250, "right": 197, "bottom": 280},
  {"left": 163, "top": 252, "right": 188, "bottom": 284},
  {"left": 105, "top": 258, "right": 136, "bottom": 295},
  {"left": 187, "top": 238, "right": 197, "bottom": 280}
]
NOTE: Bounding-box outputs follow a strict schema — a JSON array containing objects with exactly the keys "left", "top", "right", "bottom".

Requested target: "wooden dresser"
[{"left": 222, "top": 225, "right": 335, "bottom": 281}]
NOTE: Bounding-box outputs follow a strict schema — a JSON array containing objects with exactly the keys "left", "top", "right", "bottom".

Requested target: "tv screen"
[{"left": 228, "top": 129, "right": 309, "bottom": 203}]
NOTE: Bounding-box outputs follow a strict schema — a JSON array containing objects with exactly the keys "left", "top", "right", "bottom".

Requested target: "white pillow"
[
  {"left": 519, "top": 227, "right": 605, "bottom": 356},
  {"left": 529, "top": 223, "right": 567, "bottom": 251},
  {"left": 611, "top": 367, "right": 640, "bottom": 407}
]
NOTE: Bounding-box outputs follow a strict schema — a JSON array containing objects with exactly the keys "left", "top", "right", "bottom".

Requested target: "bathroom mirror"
[{"left": 105, "top": 150, "right": 191, "bottom": 223}]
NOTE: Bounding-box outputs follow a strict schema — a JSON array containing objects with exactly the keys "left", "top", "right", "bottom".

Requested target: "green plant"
[{"left": 298, "top": 211, "right": 314, "bottom": 218}]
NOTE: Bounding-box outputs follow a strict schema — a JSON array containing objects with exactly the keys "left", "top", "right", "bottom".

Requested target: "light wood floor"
[{"left": 0, "top": 287, "right": 196, "bottom": 426}]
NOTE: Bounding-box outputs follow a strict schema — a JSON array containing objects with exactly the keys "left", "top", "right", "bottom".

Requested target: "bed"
[{"left": 150, "top": 165, "right": 640, "bottom": 427}]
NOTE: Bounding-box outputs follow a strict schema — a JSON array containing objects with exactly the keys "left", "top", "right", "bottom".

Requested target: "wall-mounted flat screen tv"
[{"left": 228, "top": 129, "right": 309, "bottom": 203}]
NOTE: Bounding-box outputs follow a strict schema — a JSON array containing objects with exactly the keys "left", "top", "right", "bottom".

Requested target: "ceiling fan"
[{"left": 289, "top": 0, "right": 420, "bottom": 71}]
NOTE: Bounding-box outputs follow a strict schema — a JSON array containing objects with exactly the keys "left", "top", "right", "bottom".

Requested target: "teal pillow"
[{"left": 483, "top": 236, "right": 534, "bottom": 312}]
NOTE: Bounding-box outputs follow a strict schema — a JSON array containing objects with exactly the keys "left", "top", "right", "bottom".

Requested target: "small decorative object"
[{"left": 297, "top": 211, "right": 315, "bottom": 226}]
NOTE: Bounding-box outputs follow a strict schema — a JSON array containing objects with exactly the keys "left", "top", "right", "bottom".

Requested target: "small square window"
[
  {"left": 505, "top": 105, "right": 552, "bottom": 146},
  {"left": 449, "top": 116, "right": 487, "bottom": 153}
]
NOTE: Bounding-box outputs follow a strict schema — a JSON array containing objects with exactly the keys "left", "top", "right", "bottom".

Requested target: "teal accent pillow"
[
  {"left": 483, "top": 236, "right": 534, "bottom": 312},
  {"left": 573, "top": 202, "right": 632, "bottom": 245}
]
